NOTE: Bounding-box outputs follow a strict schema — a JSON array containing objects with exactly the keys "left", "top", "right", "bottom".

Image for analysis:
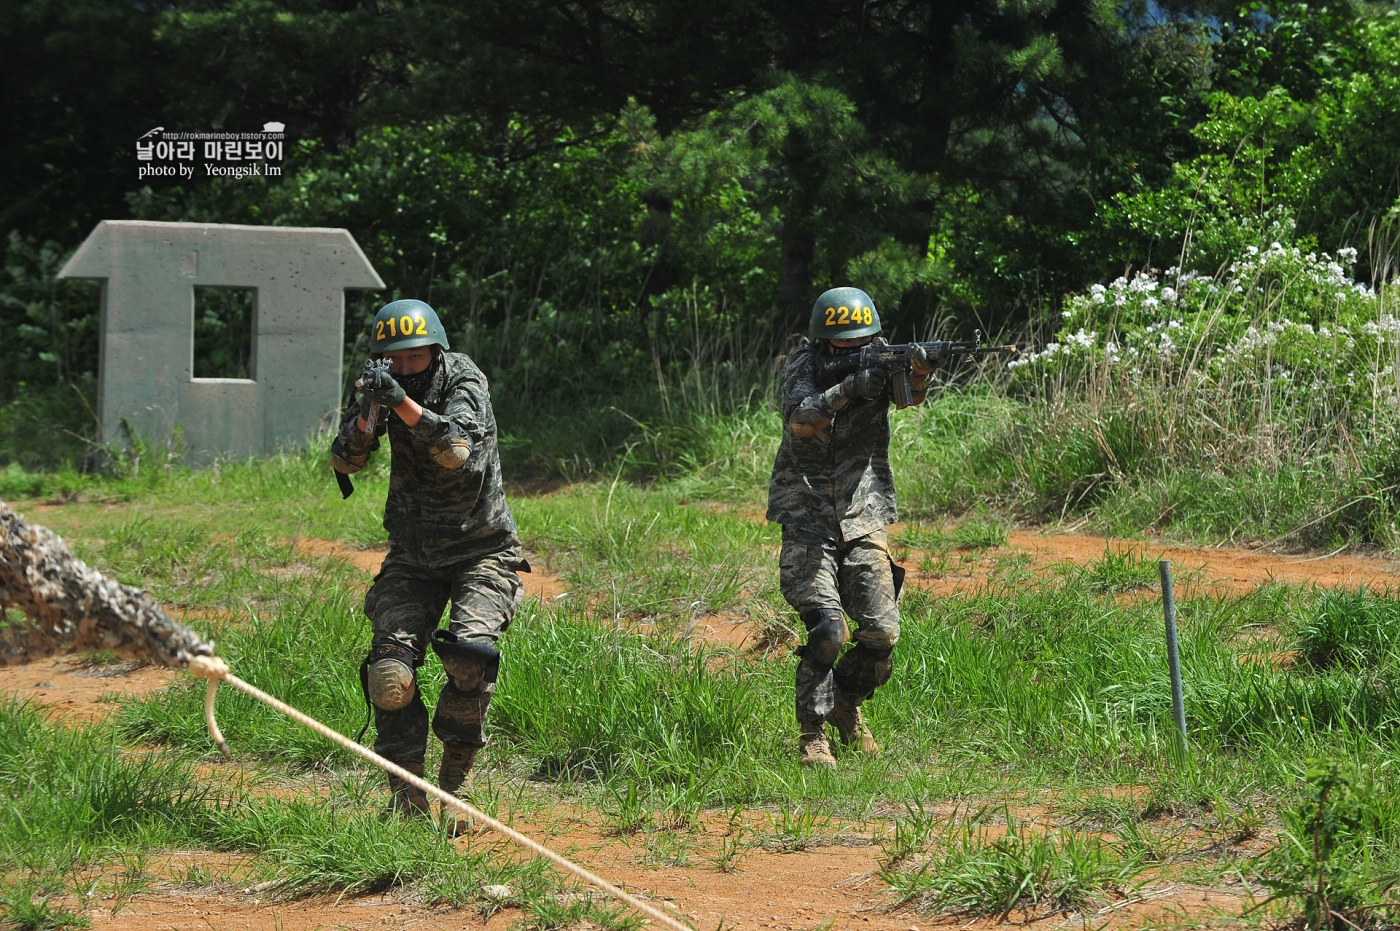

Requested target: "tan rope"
[{"left": 186, "top": 656, "right": 691, "bottom": 931}]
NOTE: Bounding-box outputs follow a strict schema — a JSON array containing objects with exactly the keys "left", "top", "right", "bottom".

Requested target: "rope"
[{"left": 186, "top": 656, "right": 691, "bottom": 931}]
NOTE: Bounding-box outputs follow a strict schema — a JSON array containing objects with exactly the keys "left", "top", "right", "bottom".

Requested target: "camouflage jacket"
[
  {"left": 331, "top": 352, "right": 520, "bottom": 568},
  {"left": 765, "top": 340, "right": 930, "bottom": 543}
]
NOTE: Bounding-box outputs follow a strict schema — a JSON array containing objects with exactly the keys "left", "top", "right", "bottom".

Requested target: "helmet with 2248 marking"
[{"left": 809, "top": 287, "right": 881, "bottom": 341}]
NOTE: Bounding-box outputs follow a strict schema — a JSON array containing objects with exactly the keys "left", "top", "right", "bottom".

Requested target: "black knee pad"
[
  {"left": 430, "top": 628, "right": 501, "bottom": 692},
  {"left": 798, "top": 608, "right": 848, "bottom": 668}
]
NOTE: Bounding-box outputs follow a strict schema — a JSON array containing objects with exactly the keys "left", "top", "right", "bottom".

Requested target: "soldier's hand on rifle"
[
  {"left": 360, "top": 368, "right": 408, "bottom": 410},
  {"left": 844, "top": 366, "right": 888, "bottom": 400},
  {"left": 910, "top": 344, "right": 937, "bottom": 376}
]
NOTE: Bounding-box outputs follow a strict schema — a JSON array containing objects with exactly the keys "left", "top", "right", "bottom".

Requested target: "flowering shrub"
[
  {"left": 916, "top": 242, "right": 1400, "bottom": 547},
  {"left": 1010, "top": 243, "right": 1398, "bottom": 414}
]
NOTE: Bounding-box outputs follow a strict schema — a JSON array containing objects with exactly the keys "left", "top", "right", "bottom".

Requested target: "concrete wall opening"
[
  {"left": 192, "top": 285, "right": 256, "bottom": 380},
  {"left": 59, "top": 221, "right": 383, "bottom": 462}
]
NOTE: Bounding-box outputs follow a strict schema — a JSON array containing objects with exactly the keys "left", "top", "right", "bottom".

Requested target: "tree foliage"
[{"left": 1, "top": 0, "right": 1399, "bottom": 471}]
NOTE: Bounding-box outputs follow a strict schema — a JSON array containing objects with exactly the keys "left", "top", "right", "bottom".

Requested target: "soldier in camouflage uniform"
[
  {"left": 331, "top": 299, "right": 527, "bottom": 828},
  {"left": 767, "top": 287, "right": 937, "bottom": 769}
]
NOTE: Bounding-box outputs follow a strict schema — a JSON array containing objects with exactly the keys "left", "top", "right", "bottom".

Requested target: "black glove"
[
  {"left": 910, "top": 344, "right": 937, "bottom": 376},
  {"left": 360, "top": 370, "right": 407, "bottom": 409},
  {"left": 843, "top": 366, "right": 888, "bottom": 400}
]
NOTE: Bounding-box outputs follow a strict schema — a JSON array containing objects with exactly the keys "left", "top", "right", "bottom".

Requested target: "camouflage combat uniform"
[
  {"left": 766, "top": 339, "right": 931, "bottom": 724},
  {"left": 331, "top": 351, "right": 526, "bottom": 786}
]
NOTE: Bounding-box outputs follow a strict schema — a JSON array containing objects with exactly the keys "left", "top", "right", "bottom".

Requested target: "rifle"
[
  {"left": 355, "top": 358, "right": 393, "bottom": 434},
  {"left": 812, "top": 332, "right": 1018, "bottom": 408},
  {"left": 335, "top": 358, "right": 393, "bottom": 500}
]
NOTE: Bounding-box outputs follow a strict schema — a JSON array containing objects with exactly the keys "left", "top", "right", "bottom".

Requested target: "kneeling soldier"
[
  {"left": 331, "top": 299, "right": 527, "bottom": 830},
  {"left": 767, "top": 287, "right": 936, "bottom": 769}
]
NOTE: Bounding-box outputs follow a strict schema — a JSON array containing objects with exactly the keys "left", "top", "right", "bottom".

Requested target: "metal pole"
[{"left": 1159, "top": 560, "right": 1188, "bottom": 752}]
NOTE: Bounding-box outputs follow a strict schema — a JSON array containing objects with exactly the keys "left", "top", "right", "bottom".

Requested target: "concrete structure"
[{"left": 59, "top": 221, "right": 384, "bottom": 462}]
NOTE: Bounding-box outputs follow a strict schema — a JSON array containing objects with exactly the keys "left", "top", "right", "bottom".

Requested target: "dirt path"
[
  {"left": 0, "top": 656, "right": 173, "bottom": 723},
  {"left": 74, "top": 802, "right": 1256, "bottom": 931},
  {"left": 898, "top": 527, "right": 1399, "bottom": 598}
]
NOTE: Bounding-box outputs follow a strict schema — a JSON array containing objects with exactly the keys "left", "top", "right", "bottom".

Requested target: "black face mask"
[{"left": 397, "top": 351, "right": 440, "bottom": 401}]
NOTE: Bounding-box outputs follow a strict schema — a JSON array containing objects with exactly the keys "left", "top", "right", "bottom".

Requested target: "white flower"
[{"left": 1128, "top": 273, "right": 1158, "bottom": 293}]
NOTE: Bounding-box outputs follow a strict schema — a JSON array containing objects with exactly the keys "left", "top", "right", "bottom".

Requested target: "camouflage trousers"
[
  {"left": 779, "top": 527, "right": 902, "bottom": 722},
  {"left": 364, "top": 546, "right": 525, "bottom": 772}
]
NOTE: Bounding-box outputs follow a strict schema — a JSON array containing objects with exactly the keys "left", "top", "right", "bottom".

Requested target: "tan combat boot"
[
  {"left": 384, "top": 764, "right": 431, "bottom": 819},
  {"left": 798, "top": 719, "right": 836, "bottom": 769},
  {"left": 827, "top": 699, "right": 880, "bottom": 755},
  {"left": 438, "top": 745, "right": 480, "bottom": 836}
]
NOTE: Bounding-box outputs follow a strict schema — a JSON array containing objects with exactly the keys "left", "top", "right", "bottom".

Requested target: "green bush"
[
  {"left": 1294, "top": 589, "right": 1400, "bottom": 670},
  {"left": 1258, "top": 761, "right": 1400, "bottom": 930}
]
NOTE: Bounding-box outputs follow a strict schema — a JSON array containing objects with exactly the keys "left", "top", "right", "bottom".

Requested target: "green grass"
[
  {"left": 0, "top": 700, "right": 600, "bottom": 921},
  {"left": 1255, "top": 761, "right": 1400, "bottom": 930},
  {"left": 882, "top": 814, "right": 1143, "bottom": 919},
  {"left": 1294, "top": 587, "right": 1400, "bottom": 670},
  {"left": 6, "top": 364, "right": 1399, "bottom": 554},
  {"left": 0, "top": 878, "right": 91, "bottom": 931},
  {"left": 0, "top": 701, "right": 226, "bottom": 877},
  {"left": 21, "top": 471, "right": 1400, "bottom": 809},
  {"left": 895, "top": 515, "right": 1010, "bottom": 555},
  {"left": 1074, "top": 547, "right": 1162, "bottom": 594},
  {"left": 12, "top": 425, "right": 1400, "bottom": 924}
]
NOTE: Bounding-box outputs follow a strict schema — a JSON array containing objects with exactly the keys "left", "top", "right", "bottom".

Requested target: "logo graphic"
[{"left": 134, "top": 124, "right": 287, "bottom": 181}]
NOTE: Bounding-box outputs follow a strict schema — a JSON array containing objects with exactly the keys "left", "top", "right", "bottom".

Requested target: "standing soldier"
[
  {"left": 767, "top": 287, "right": 936, "bottom": 769},
  {"left": 331, "top": 299, "right": 528, "bottom": 829}
]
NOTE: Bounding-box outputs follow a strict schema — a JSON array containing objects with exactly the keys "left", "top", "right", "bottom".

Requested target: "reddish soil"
[
  {"left": 688, "top": 613, "right": 759, "bottom": 649},
  {"left": 897, "top": 526, "right": 1400, "bottom": 598},
  {"left": 0, "top": 655, "right": 173, "bottom": 723},
  {"left": 68, "top": 802, "right": 1260, "bottom": 931},
  {"left": 1238, "top": 649, "right": 1301, "bottom": 669}
]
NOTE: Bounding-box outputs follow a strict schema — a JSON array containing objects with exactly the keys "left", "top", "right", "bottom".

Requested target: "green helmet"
[
  {"left": 809, "top": 287, "right": 880, "bottom": 340},
  {"left": 371, "top": 299, "right": 450, "bottom": 353}
]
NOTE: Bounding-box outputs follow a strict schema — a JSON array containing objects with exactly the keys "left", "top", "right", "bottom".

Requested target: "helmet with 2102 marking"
[
  {"left": 370, "top": 299, "right": 451, "bottom": 353},
  {"left": 809, "top": 287, "right": 881, "bottom": 341}
]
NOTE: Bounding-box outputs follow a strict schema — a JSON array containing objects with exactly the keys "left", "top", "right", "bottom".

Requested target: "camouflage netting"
[{"left": 0, "top": 500, "right": 214, "bottom": 668}]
